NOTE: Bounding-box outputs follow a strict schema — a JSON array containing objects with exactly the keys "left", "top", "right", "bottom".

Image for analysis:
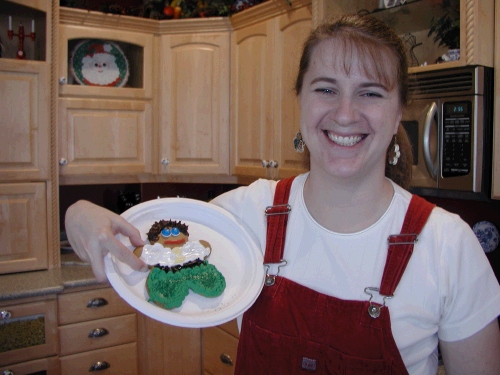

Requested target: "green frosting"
[{"left": 147, "top": 262, "right": 226, "bottom": 310}]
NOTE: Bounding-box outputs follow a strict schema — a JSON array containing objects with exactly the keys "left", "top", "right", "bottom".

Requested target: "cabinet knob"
[
  {"left": 262, "top": 160, "right": 269, "bottom": 168},
  {"left": 161, "top": 158, "right": 170, "bottom": 166},
  {"left": 0, "top": 310, "right": 12, "bottom": 320},
  {"left": 219, "top": 353, "right": 234, "bottom": 366},
  {"left": 59, "top": 158, "right": 68, "bottom": 166},
  {"left": 88, "top": 327, "right": 109, "bottom": 338},
  {"left": 89, "top": 361, "right": 110, "bottom": 372},
  {"left": 269, "top": 160, "right": 279, "bottom": 168},
  {"left": 2, "top": 370, "right": 14, "bottom": 375},
  {"left": 87, "top": 298, "right": 109, "bottom": 308},
  {"left": 59, "top": 76, "right": 67, "bottom": 85}
]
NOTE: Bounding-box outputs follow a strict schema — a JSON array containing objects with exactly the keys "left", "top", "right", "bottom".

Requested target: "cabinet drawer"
[
  {"left": 58, "top": 288, "right": 134, "bottom": 325},
  {"left": 59, "top": 314, "right": 136, "bottom": 356},
  {"left": 203, "top": 326, "right": 238, "bottom": 375},
  {"left": 59, "top": 342, "right": 138, "bottom": 375},
  {"left": 0, "top": 355, "right": 59, "bottom": 375},
  {"left": 0, "top": 299, "right": 57, "bottom": 367}
]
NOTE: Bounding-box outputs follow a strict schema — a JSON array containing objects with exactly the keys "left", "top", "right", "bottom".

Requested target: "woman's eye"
[
  {"left": 362, "top": 92, "right": 383, "bottom": 98},
  {"left": 315, "top": 88, "right": 334, "bottom": 94},
  {"left": 161, "top": 228, "right": 171, "bottom": 237},
  {"left": 171, "top": 227, "right": 180, "bottom": 236}
]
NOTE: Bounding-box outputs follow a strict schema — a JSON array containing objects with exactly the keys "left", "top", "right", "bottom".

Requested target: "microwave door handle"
[{"left": 423, "top": 102, "right": 438, "bottom": 179}]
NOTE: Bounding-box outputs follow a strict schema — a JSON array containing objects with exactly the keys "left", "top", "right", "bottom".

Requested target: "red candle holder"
[{"left": 8, "top": 22, "right": 35, "bottom": 60}]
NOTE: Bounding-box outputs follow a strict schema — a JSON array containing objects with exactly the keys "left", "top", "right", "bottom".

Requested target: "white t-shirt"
[{"left": 211, "top": 172, "right": 500, "bottom": 375}]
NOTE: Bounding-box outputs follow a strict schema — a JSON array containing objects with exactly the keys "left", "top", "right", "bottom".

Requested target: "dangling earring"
[
  {"left": 388, "top": 136, "right": 400, "bottom": 165},
  {"left": 293, "top": 131, "right": 305, "bottom": 153}
]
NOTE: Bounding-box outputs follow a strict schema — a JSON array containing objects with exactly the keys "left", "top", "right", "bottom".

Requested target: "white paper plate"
[{"left": 104, "top": 197, "right": 264, "bottom": 328}]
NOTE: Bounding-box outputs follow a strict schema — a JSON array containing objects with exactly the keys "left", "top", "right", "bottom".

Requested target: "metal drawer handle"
[
  {"left": 220, "top": 353, "right": 234, "bottom": 366},
  {"left": 3, "top": 370, "right": 14, "bottom": 375},
  {"left": 88, "top": 327, "right": 109, "bottom": 338},
  {"left": 89, "top": 361, "right": 110, "bottom": 372},
  {"left": 1, "top": 310, "right": 12, "bottom": 320},
  {"left": 87, "top": 298, "right": 109, "bottom": 308}
]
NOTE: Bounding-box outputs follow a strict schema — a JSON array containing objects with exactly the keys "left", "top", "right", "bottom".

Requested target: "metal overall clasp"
[
  {"left": 263, "top": 259, "right": 287, "bottom": 286},
  {"left": 364, "top": 287, "right": 393, "bottom": 318}
]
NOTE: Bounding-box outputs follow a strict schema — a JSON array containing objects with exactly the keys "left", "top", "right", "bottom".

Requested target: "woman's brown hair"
[{"left": 295, "top": 14, "right": 413, "bottom": 189}]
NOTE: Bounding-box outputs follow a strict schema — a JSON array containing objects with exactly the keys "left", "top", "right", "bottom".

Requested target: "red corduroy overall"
[{"left": 235, "top": 177, "right": 435, "bottom": 375}]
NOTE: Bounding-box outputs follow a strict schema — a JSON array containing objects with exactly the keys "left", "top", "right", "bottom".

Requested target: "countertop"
[{"left": 0, "top": 252, "right": 102, "bottom": 302}]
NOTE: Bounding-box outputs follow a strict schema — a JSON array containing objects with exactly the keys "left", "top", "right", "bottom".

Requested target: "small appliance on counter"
[{"left": 402, "top": 65, "right": 493, "bottom": 200}]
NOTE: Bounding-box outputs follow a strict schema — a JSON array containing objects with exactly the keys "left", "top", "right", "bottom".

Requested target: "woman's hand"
[{"left": 65, "top": 200, "right": 149, "bottom": 282}]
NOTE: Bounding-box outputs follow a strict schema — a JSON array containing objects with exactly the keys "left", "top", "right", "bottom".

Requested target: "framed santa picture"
[{"left": 70, "top": 39, "right": 129, "bottom": 87}]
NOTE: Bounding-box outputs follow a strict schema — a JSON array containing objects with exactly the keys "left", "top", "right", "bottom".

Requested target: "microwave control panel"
[{"left": 441, "top": 101, "right": 472, "bottom": 178}]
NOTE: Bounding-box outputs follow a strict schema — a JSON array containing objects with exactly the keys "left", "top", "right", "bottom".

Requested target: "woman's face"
[{"left": 299, "top": 38, "right": 402, "bottom": 182}]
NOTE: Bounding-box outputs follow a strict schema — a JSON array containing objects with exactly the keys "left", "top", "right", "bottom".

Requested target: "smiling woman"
[{"left": 65, "top": 13, "right": 500, "bottom": 375}]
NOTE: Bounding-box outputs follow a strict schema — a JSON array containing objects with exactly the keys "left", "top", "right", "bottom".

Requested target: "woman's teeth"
[{"left": 326, "top": 132, "right": 363, "bottom": 146}]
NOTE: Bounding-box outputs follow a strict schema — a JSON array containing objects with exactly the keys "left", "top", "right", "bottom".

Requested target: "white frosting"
[{"left": 140, "top": 241, "right": 210, "bottom": 267}]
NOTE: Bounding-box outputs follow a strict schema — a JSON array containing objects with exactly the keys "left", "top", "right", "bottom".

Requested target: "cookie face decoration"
[{"left": 134, "top": 220, "right": 226, "bottom": 310}]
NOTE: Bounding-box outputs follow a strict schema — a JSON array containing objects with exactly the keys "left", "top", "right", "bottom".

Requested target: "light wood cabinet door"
[
  {"left": 0, "top": 298, "right": 57, "bottom": 367},
  {"left": 0, "top": 182, "right": 48, "bottom": 274},
  {"left": 137, "top": 313, "right": 202, "bottom": 374},
  {"left": 58, "top": 97, "right": 153, "bottom": 176},
  {"left": 0, "top": 60, "right": 50, "bottom": 181},
  {"left": 231, "top": 19, "right": 274, "bottom": 179},
  {"left": 159, "top": 32, "right": 230, "bottom": 175},
  {"left": 273, "top": 6, "right": 311, "bottom": 179},
  {"left": 231, "top": 4, "right": 311, "bottom": 179}
]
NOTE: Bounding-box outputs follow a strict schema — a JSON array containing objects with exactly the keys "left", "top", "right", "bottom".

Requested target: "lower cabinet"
[
  {"left": 0, "top": 182, "right": 50, "bottom": 274},
  {"left": 203, "top": 319, "right": 239, "bottom": 375},
  {"left": 57, "top": 287, "right": 138, "bottom": 375},
  {"left": 0, "top": 297, "right": 58, "bottom": 372}
]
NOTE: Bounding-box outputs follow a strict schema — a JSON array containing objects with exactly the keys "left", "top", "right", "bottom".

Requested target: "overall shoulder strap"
[
  {"left": 264, "top": 176, "right": 296, "bottom": 264},
  {"left": 379, "top": 195, "right": 436, "bottom": 296}
]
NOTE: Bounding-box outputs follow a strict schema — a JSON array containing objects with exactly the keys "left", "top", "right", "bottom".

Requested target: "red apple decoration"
[{"left": 163, "top": 5, "right": 174, "bottom": 18}]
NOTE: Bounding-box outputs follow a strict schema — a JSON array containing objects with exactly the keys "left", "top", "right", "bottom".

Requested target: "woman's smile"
[{"left": 324, "top": 130, "right": 367, "bottom": 146}]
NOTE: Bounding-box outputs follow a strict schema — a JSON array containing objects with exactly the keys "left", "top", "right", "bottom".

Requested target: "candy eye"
[
  {"left": 161, "top": 228, "right": 171, "bottom": 238},
  {"left": 171, "top": 227, "right": 180, "bottom": 236}
]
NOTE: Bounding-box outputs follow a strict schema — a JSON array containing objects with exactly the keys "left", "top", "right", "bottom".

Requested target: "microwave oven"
[{"left": 402, "top": 65, "right": 494, "bottom": 199}]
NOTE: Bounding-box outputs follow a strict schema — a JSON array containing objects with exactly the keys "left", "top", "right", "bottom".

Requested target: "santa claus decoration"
[{"left": 70, "top": 39, "right": 129, "bottom": 87}]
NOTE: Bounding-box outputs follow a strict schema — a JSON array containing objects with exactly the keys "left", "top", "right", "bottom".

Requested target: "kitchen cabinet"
[
  {"left": 0, "top": 183, "right": 48, "bottom": 274},
  {"left": 0, "top": 297, "right": 58, "bottom": 371},
  {"left": 0, "top": 0, "right": 57, "bottom": 276},
  {"left": 0, "top": 60, "right": 50, "bottom": 181},
  {"left": 58, "top": 8, "right": 234, "bottom": 184},
  {"left": 57, "top": 286, "right": 139, "bottom": 374},
  {"left": 158, "top": 30, "right": 230, "bottom": 176},
  {"left": 203, "top": 319, "right": 239, "bottom": 375},
  {"left": 57, "top": 21, "right": 154, "bottom": 179},
  {"left": 312, "top": 0, "right": 494, "bottom": 73},
  {"left": 231, "top": 1, "right": 311, "bottom": 179},
  {"left": 136, "top": 313, "right": 202, "bottom": 374},
  {"left": 492, "top": 1, "right": 500, "bottom": 199}
]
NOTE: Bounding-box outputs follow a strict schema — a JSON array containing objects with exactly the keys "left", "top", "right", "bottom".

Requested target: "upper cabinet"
[
  {"left": 57, "top": 8, "right": 233, "bottom": 184},
  {"left": 231, "top": 1, "right": 311, "bottom": 179},
  {"left": 0, "top": 0, "right": 51, "bottom": 182},
  {"left": 159, "top": 29, "right": 230, "bottom": 176},
  {"left": 57, "top": 14, "right": 155, "bottom": 179},
  {"left": 312, "top": 0, "right": 494, "bottom": 73}
]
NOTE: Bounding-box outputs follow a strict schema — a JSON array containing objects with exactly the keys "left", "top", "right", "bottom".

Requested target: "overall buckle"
[{"left": 263, "top": 259, "right": 287, "bottom": 286}]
